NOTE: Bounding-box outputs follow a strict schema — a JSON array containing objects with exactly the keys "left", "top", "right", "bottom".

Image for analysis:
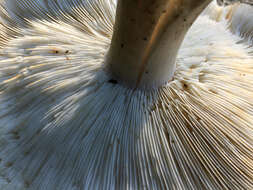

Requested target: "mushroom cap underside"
[{"left": 0, "top": 0, "right": 252, "bottom": 189}]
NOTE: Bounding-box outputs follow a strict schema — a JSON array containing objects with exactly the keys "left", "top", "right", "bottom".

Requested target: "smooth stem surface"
[{"left": 105, "top": 0, "right": 212, "bottom": 89}]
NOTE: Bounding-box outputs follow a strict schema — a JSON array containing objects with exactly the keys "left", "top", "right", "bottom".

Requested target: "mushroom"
[{"left": 0, "top": 0, "right": 252, "bottom": 189}]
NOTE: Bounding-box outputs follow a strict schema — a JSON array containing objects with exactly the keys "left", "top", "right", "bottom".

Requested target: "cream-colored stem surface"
[{"left": 105, "top": 0, "right": 212, "bottom": 89}]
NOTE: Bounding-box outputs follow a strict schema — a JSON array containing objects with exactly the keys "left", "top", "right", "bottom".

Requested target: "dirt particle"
[
  {"left": 209, "top": 89, "right": 218, "bottom": 94},
  {"left": 186, "top": 124, "right": 193, "bottom": 133},
  {"left": 14, "top": 135, "right": 20, "bottom": 140},
  {"left": 12, "top": 131, "right": 18, "bottom": 135},
  {"left": 183, "top": 83, "right": 188, "bottom": 89},
  {"left": 146, "top": 9, "right": 153, "bottom": 15},
  {"left": 6, "top": 178, "right": 11, "bottom": 183},
  {"left": 108, "top": 79, "right": 118, "bottom": 84},
  {"left": 24, "top": 180, "right": 30, "bottom": 188},
  {"left": 175, "top": 14, "right": 180, "bottom": 19},
  {"left": 24, "top": 151, "right": 30, "bottom": 156},
  {"left": 11, "top": 131, "right": 20, "bottom": 140},
  {"left": 5, "top": 162, "right": 13, "bottom": 167},
  {"left": 150, "top": 105, "right": 156, "bottom": 111},
  {"left": 130, "top": 18, "right": 136, "bottom": 22}
]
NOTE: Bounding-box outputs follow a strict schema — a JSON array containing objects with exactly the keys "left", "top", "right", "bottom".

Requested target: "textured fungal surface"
[
  {"left": 217, "top": 0, "right": 253, "bottom": 6},
  {"left": 0, "top": 0, "right": 252, "bottom": 189}
]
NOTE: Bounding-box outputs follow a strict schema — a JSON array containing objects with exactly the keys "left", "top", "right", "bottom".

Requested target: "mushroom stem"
[{"left": 105, "top": 0, "right": 212, "bottom": 89}]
